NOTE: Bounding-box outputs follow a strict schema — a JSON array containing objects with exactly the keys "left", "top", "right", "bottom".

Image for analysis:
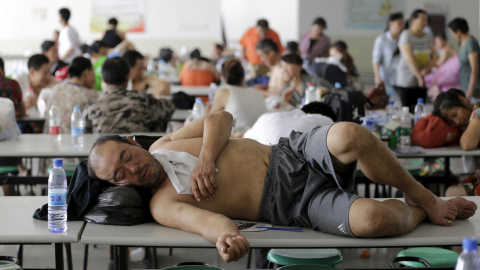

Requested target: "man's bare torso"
[{"left": 150, "top": 138, "right": 271, "bottom": 221}]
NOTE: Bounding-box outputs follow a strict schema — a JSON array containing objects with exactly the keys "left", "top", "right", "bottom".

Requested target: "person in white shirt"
[
  {"left": 58, "top": 8, "right": 81, "bottom": 64},
  {"left": 13, "top": 54, "right": 56, "bottom": 110},
  {"left": 208, "top": 58, "right": 267, "bottom": 128},
  {"left": 244, "top": 101, "right": 336, "bottom": 145}
]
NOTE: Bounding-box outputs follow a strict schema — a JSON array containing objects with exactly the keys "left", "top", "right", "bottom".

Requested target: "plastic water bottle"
[
  {"left": 158, "top": 59, "right": 167, "bottom": 78},
  {"left": 185, "top": 98, "right": 205, "bottom": 125},
  {"left": 48, "top": 158, "right": 68, "bottom": 233},
  {"left": 414, "top": 98, "right": 427, "bottom": 124},
  {"left": 48, "top": 103, "right": 61, "bottom": 141},
  {"left": 400, "top": 106, "right": 412, "bottom": 149},
  {"left": 305, "top": 82, "right": 317, "bottom": 104},
  {"left": 334, "top": 82, "right": 342, "bottom": 90},
  {"left": 455, "top": 238, "right": 480, "bottom": 270},
  {"left": 208, "top": 83, "right": 218, "bottom": 105},
  {"left": 386, "top": 100, "right": 397, "bottom": 121},
  {"left": 298, "top": 98, "right": 306, "bottom": 109},
  {"left": 71, "top": 106, "right": 84, "bottom": 149}
]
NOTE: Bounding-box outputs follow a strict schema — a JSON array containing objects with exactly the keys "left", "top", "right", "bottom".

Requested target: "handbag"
[{"left": 365, "top": 83, "right": 388, "bottom": 110}]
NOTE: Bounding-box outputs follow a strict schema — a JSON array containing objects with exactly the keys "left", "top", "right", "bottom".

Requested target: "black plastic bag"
[{"left": 84, "top": 185, "right": 152, "bottom": 226}]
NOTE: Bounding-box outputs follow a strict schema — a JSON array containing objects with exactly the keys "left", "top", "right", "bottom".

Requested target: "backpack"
[
  {"left": 322, "top": 87, "right": 367, "bottom": 123},
  {"left": 311, "top": 61, "right": 348, "bottom": 88}
]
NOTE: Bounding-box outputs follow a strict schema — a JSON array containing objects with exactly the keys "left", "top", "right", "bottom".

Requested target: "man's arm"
[
  {"left": 150, "top": 111, "right": 234, "bottom": 201},
  {"left": 151, "top": 196, "right": 249, "bottom": 262},
  {"left": 146, "top": 75, "right": 170, "bottom": 97},
  {"left": 466, "top": 51, "right": 479, "bottom": 101}
]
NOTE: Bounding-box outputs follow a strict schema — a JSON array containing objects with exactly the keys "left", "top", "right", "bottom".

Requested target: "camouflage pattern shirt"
[{"left": 83, "top": 88, "right": 175, "bottom": 133}]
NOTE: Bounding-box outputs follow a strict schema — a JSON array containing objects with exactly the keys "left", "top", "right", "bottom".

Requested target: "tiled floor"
[{"left": 0, "top": 242, "right": 421, "bottom": 269}]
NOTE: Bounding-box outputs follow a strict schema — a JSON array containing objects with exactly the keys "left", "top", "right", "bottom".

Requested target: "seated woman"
[
  {"left": 279, "top": 53, "right": 332, "bottom": 107},
  {"left": 44, "top": 56, "right": 99, "bottom": 133},
  {"left": 179, "top": 49, "right": 220, "bottom": 86},
  {"left": 208, "top": 58, "right": 267, "bottom": 128},
  {"left": 433, "top": 88, "right": 480, "bottom": 195},
  {"left": 326, "top": 41, "right": 362, "bottom": 90},
  {"left": 424, "top": 33, "right": 460, "bottom": 101}
]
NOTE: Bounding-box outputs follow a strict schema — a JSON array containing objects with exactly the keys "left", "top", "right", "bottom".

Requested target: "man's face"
[
  {"left": 30, "top": 63, "right": 51, "bottom": 87},
  {"left": 91, "top": 140, "right": 165, "bottom": 188},
  {"left": 256, "top": 49, "right": 277, "bottom": 66},
  {"left": 130, "top": 58, "right": 144, "bottom": 81},
  {"left": 256, "top": 26, "right": 268, "bottom": 39},
  {"left": 84, "top": 68, "right": 96, "bottom": 89},
  {"left": 44, "top": 46, "right": 58, "bottom": 63},
  {"left": 310, "top": 24, "right": 324, "bottom": 37}
]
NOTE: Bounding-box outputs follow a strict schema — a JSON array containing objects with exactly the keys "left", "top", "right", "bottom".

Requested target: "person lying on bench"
[{"left": 87, "top": 111, "right": 477, "bottom": 263}]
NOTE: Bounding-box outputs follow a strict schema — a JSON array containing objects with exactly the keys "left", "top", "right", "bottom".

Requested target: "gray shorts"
[{"left": 258, "top": 123, "right": 359, "bottom": 237}]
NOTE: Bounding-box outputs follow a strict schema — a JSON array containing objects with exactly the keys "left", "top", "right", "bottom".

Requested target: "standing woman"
[
  {"left": 448, "top": 18, "right": 480, "bottom": 102},
  {"left": 396, "top": 9, "right": 437, "bottom": 112},
  {"left": 299, "top": 17, "right": 331, "bottom": 61},
  {"left": 372, "top": 12, "right": 404, "bottom": 98}
]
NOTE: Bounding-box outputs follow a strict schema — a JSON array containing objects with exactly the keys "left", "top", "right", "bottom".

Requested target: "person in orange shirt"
[
  {"left": 179, "top": 49, "right": 220, "bottom": 86},
  {"left": 240, "top": 19, "right": 284, "bottom": 77}
]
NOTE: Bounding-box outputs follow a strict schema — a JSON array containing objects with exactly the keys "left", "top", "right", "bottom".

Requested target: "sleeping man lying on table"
[{"left": 87, "top": 111, "right": 477, "bottom": 262}]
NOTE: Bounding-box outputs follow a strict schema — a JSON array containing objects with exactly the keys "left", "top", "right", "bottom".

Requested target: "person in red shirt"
[{"left": 240, "top": 19, "right": 284, "bottom": 77}]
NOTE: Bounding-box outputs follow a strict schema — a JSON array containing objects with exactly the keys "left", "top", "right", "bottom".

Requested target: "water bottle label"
[
  {"left": 49, "top": 126, "right": 60, "bottom": 135},
  {"left": 48, "top": 190, "right": 67, "bottom": 206},
  {"left": 71, "top": 127, "right": 84, "bottom": 138}
]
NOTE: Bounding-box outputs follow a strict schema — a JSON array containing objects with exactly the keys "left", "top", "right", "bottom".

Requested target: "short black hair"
[
  {"left": 301, "top": 102, "right": 337, "bottom": 122},
  {"left": 80, "top": 44, "right": 90, "bottom": 54},
  {"left": 27, "top": 54, "right": 50, "bottom": 71},
  {"left": 448, "top": 17, "right": 469, "bottom": 34},
  {"left": 286, "top": 41, "right": 299, "bottom": 53},
  {"left": 312, "top": 17, "right": 327, "bottom": 28},
  {"left": 257, "top": 19, "right": 269, "bottom": 29},
  {"left": 122, "top": 50, "right": 144, "bottom": 68},
  {"left": 215, "top": 43, "right": 225, "bottom": 51},
  {"left": 159, "top": 48, "right": 173, "bottom": 62},
  {"left": 388, "top": 12, "right": 403, "bottom": 22},
  {"left": 435, "top": 32, "right": 447, "bottom": 41},
  {"left": 59, "top": 8, "right": 71, "bottom": 22},
  {"left": 221, "top": 58, "right": 244, "bottom": 85},
  {"left": 433, "top": 88, "right": 469, "bottom": 117},
  {"left": 89, "top": 40, "right": 107, "bottom": 54},
  {"left": 108, "top": 17, "right": 118, "bottom": 26},
  {"left": 88, "top": 135, "right": 130, "bottom": 180},
  {"left": 410, "top": 9, "right": 427, "bottom": 20},
  {"left": 0, "top": 57, "right": 4, "bottom": 73},
  {"left": 334, "top": 40, "right": 348, "bottom": 51},
  {"left": 255, "top": 38, "right": 279, "bottom": 53},
  {"left": 41, "top": 40, "right": 56, "bottom": 53},
  {"left": 102, "top": 57, "right": 131, "bottom": 85},
  {"left": 281, "top": 53, "right": 303, "bottom": 65},
  {"left": 190, "top": 48, "right": 201, "bottom": 59},
  {"left": 68, "top": 57, "right": 93, "bottom": 78}
]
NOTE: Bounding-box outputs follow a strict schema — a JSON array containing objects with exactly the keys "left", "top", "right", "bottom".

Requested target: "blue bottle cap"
[
  {"left": 195, "top": 97, "right": 202, "bottom": 102},
  {"left": 73, "top": 106, "right": 80, "bottom": 111},
  {"left": 462, "top": 237, "right": 478, "bottom": 251},
  {"left": 389, "top": 100, "right": 394, "bottom": 105},
  {"left": 53, "top": 158, "right": 63, "bottom": 167},
  {"left": 417, "top": 98, "right": 424, "bottom": 104},
  {"left": 334, "top": 82, "right": 342, "bottom": 88}
]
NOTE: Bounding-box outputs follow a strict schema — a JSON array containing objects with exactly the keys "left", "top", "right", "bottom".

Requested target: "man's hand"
[
  {"left": 216, "top": 233, "right": 250, "bottom": 262},
  {"left": 281, "top": 87, "right": 295, "bottom": 103},
  {"left": 190, "top": 158, "right": 218, "bottom": 201}
]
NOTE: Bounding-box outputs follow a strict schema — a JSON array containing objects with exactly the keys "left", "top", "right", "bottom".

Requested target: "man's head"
[
  {"left": 255, "top": 38, "right": 279, "bottom": 66},
  {"left": 59, "top": 8, "right": 70, "bottom": 25},
  {"left": 41, "top": 40, "right": 58, "bottom": 63},
  {"left": 89, "top": 41, "right": 108, "bottom": 58},
  {"left": 108, "top": 17, "right": 118, "bottom": 28},
  {"left": 301, "top": 102, "right": 337, "bottom": 122},
  {"left": 311, "top": 17, "right": 327, "bottom": 37},
  {"left": 101, "top": 57, "right": 130, "bottom": 87},
  {"left": 27, "top": 54, "right": 51, "bottom": 88},
  {"left": 88, "top": 135, "right": 165, "bottom": 188},
  {"left": 68, "top": 57, "right": 95, "bottom": 88},
  {"left": 159, "top": 48, "right": 174, "bottom": 63},
  {"left": 256, "top": 19, "right": 269, "bottom": 39},
  {"left": 123, "top": 50, "right": 144, "bottom": 81}
]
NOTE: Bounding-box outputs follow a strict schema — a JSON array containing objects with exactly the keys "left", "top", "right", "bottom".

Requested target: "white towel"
[{"left": 151, "top": 149, "right": 198, "bottom": 195}]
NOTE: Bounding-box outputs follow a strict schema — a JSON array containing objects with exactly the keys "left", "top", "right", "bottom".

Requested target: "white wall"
[{"left": 0, "top": 0, "right": 222, "bottom": 57}]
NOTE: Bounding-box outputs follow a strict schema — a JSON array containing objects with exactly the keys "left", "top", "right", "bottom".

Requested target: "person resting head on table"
[{"left": 87, "top": 111, "right": 477, "bottom": 263}]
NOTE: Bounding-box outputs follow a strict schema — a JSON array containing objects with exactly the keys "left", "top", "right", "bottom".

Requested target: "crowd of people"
[{"left": 0, "top": 6, "right": 479, "bottom": 266}]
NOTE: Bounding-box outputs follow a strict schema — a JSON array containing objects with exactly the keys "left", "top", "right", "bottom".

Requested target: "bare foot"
[
  {"left": 448, "top": 197, "right": 477, "bottom": 220},
  {"left": 404, "top": 192, "right": 457, "bottom": 226}
]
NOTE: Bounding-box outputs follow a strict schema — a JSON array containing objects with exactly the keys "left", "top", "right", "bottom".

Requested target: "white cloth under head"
[{"left": 151, "top": 149, "right": 198, "bottom": 195}]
